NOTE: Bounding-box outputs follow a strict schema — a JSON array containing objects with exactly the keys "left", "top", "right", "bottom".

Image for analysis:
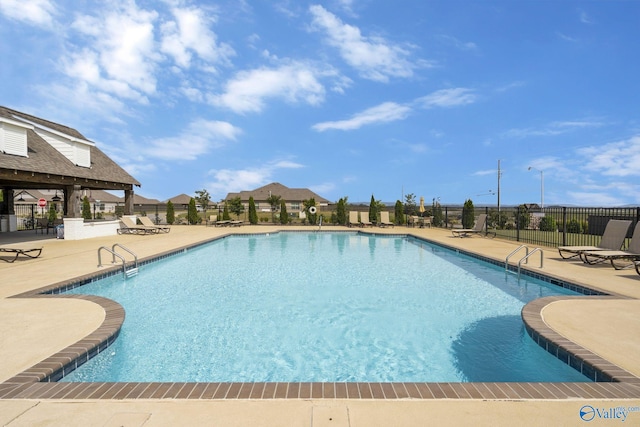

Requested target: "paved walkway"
[{"left": 1, "top": 225, "right": 639, "bottom": 426}]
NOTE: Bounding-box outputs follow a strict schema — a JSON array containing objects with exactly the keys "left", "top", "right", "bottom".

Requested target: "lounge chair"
[
  {"left": 229, "top": 219, "right": 243, "bottom": 227},
  {"left": 140, "top": 216, "right": 170, "bottom": 233},
  {"left": 379, "top": 211, "right": 394, "bottom": 227},
  {"left": 360, "top": 212, "right": 373, "bottom": 227},
  {"left": 558, "top": 219, "right": 632, "bottom": 260},
  {"left": 348, "top": 211, "right": 360, "bottom": 227},
  {"left": 117, "top": 217, "right": 158, "bottom": 235},
  {"left": 580, "top": 222, "right": 640, "bottom": 269},
  {"left": 0, "top": 247, "right": 43, "bottom": 263},
  {"left": 452, "top": 214, "right": 489, "bottom": 237}
]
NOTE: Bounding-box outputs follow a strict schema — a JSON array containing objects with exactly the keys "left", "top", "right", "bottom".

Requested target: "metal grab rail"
[
  {"left": 97, "top": 244, "right": 138, "bottom": 277},
  {"left": 505, "top": 245, "right": 529, "bottom": 270},
  {"left": 111, "top": 243, "right": 138, "bottom": 270},
  {"left": 518, "top": 248, "right": 544, "bottom": 277}
]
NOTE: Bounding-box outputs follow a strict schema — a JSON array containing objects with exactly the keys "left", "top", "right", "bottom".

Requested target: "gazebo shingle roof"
[{"left": 0, "top": 106, "right": 140, "bottom": 188}]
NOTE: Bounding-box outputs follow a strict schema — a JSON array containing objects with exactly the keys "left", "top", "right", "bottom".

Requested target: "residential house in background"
[{"left": 224, "top": 182, "right": 331, "bottom": 214}]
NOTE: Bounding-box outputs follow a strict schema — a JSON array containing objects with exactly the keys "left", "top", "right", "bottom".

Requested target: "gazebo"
[{"left": 0, "top": 106, "right": 140, "bottom": 235}]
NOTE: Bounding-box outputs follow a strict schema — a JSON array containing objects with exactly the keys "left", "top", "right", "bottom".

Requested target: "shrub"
[
  {"left": 166, "top": 201, "right": 175, "bottom": 224},
  {"left": 567, "top": 219, "right": 581, "bottom": 233},
  {"left": 539, "top": 216, "right": 557, "bottom": 231},
  {"left": 462, "top": 199, "right": 475, "bottom": 229}
]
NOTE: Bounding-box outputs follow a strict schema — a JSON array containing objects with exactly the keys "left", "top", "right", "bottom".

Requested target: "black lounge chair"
[{"left": 0, "top": 247, "right": 43, "bottom": 263}]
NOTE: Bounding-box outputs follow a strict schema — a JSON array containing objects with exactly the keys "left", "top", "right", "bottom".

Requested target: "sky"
[{"left": 1, "top": 0, "right": 639, "bottom": 206}]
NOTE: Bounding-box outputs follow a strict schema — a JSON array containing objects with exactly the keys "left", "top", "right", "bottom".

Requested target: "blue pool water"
[{"left": 62, "top": 232, "right": 589, "bottom": 383}]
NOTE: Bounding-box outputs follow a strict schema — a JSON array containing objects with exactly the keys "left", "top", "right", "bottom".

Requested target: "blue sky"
[{"left": 1, "top": 0, "right": 639, "bottom": 206}]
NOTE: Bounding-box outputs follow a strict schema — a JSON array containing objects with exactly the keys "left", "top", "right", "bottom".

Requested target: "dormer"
[
  {"left": 10, "top": 115, "right": 95, "bottom": 168},
  {"left": 0, "top": 117, "right": 32, "bottom": 157}
]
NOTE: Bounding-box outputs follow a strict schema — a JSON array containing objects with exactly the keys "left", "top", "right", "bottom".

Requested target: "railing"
[
  {"left": 435, "top": 206, "right": 640, "bottom": 249},
  {"left": 97, "top": 244, "right": 138, "bottom": 277}
]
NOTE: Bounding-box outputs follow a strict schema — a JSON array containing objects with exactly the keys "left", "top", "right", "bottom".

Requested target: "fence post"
[
  {"left": 445, "top": 206, "right": 449, "bottom": 228},
  {"left": 516, "top": 206, "right": 520, "bottom": 242},
  {"left": 562, "top": 207, "right": 567, "bottom": 246}
]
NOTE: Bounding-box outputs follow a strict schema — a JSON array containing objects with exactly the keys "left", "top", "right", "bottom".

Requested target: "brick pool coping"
[{"left": 2, "top": 231, "right": 640, "bottom": 400}]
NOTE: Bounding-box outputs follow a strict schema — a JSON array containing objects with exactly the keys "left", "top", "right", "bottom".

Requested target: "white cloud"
[
  {"left": 580, "top": 135, "right": 640, "bottom": 177},
  {"left": 160, "top": 5, "right": 234, "bottom": 70},
  {"left": 312, "top": 102, "right": 411, "bottom": 132},
  {"left": 416, "top": 88, "right": 477, "bottom": 108},
  {"left": 503, "top": 119, "right": 605, "bottom": 139},
  {"left": 309, "top": 5, "right": 417, "bottom": 82},
  {"left": 0, "top": 0, "right": 56, "bottom": 27},
  {"left": 206, "top": 159, "right": 304, "bottom": 198},
  {"left": 145, "top": 119, "right": 242, "bottom": 161},
  {"left": 211, "top": 62, "right": 328, "bottom": 113},
  {"left": 68, "top": 3, "right": 160, "bottom": 99}
]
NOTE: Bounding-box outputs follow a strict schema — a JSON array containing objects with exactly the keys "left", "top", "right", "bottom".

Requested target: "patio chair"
[
  {"left": 452, "top": 214, "right": 489, "bottom": 237},
  {"left": 379, "top": 211, "right": 394, "bottom": 227},
  {"left": 580, "top": 222, "right": 640, "bottom": 269},
  {"left": 140, "top": 216, "right": 171, "bottom": 233},
  {"left": 360, "top": 212, "right": 373, "bottom": 227},
  {"left": 0, "top": 247, "right": 43, "bottom": 263},
  {"left": 348, "top": 211, "right": 360, "bottom": 227},
  {"left": 117, "top": 217, "right": 158, "bottom": 235},
  {"left": 558, "top": 219, "right": 632, "bottom": 260}
]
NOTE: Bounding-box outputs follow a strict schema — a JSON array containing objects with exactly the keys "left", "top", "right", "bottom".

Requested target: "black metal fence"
[{"left": 438, "top": 206, "right": 640, "bottom": 248}]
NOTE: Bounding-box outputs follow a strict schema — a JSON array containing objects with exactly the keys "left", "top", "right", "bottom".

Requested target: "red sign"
[{"left": 38, "top": 198, "right": 47, "bottom": 207}]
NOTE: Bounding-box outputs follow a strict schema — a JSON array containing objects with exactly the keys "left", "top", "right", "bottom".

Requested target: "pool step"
[{"left": 125, "top": 267, "right": 139, "bottom": 278}]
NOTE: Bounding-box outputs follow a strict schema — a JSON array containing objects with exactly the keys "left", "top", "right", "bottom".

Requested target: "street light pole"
[{"left": 528, "top": 167, "right": 544, "bottom": 209}]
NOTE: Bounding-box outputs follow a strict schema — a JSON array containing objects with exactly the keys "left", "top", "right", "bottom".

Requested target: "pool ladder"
[
  {"left": 505, "top": 245, "right": 544, "bottom": 278},
  {"left": 98, "top": 243, "right": 139, "bottom": 278}
]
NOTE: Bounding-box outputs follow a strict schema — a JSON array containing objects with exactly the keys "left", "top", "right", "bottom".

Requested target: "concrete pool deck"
[{"left": 1, "top": 224, "right": 639, "bottom": 426}]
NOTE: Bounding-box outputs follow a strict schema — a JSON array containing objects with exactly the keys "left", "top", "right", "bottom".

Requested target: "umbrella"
[{"left": 419, "top": 196, "right": 425, "bottom": 216}]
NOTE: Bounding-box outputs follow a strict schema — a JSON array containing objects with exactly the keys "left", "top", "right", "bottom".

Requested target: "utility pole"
[{"left": 497, "top": 159, "right": 502, "bottom": 225}]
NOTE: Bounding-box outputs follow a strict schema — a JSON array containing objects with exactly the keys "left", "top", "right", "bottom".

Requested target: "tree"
[
  {"left": 187, "top": 198, "right": 199, "bottom": 224},
  {"left": 81, "top": 196, "right": 92, "bottom": 220},
  {"left": 248, "top": 196, "right": 258, "bottom": 224},
  {"left": 166, "top": 200, "right": 175, "bottom": 225},
  {"left": 516, "top": 204, "right": 531, "bottom": 230},
  {"left": 368, "top": 194, "right": 378, "bottom": 224},
  {"left": 266, "top": 194, "right": 281, "bottom": 223},
  {"left": 194, "top": 189, "right": 211, "bottom": 216},
  {"left": 303, "top": 198, "right": 317, "bottom": 225},
  {"left": 462, "top": 199, "right": 475, "bottom": 229},
  {"left": 394, "top": 200, "right": 404, "bottom": 225},
  {"left": 336, "top": 197, "right": 348, "bottom": 225},
  {"left": 228, "top": 196, "right": 244, "bottom": 219},
  {"left": 404, "top": 193, "right": 417, "bottom": 218},
  {"left": 280, "top": 200, "right": 289, "bottom": 224},
  {"left": 222, "top": 202, "right": 231, "bottom": 220},
  {"left": 432, "top": 200, "right": 444, "bottom": 227},
  {"left": 48, "top": 203, "right": 57, "bottom": 223}
]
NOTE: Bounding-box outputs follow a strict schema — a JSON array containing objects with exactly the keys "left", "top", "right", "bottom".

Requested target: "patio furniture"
[
  {"left": 558, "top": 219, "right": 632, "bottom": 260},
  {"left": 452, "top": 214, "right": 488, "bottom": 237},
  {"left": 140, "top": 216, "right": 170, "bottom": 233},
  {"left": 379, "top": 211, "right": 394, "bottom": 227},
  {"left": 581, "top": 222, "right": 640, "bottom": 269},
  {"left": 0, "top": 247, "right": 43, "bottom": 263}
]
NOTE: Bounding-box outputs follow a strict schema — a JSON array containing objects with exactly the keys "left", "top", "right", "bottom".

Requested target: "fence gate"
[{"left": 14, "top": 204, "right": 42, "bottom": 231}]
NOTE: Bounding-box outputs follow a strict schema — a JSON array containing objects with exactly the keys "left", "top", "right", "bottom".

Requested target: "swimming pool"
[{"left": 62, "top": 232, "right": 589, "bottom": 383}]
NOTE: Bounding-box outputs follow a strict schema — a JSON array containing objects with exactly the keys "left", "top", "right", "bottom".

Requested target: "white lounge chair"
[
  {"left": 558, "top": 219, "right": 632, "bottom": 260},
  {"left": 360, "top": 212, "right": 373, "bottom": 227},
  {"left": 348, "top": 211, "right": 359, "bottom": 227},
  {"left": 140, "top": 216, "right": 170, "bottom": 233},
  {"left": 379, "top": 211, "right": 394, "bottom": 227}
]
